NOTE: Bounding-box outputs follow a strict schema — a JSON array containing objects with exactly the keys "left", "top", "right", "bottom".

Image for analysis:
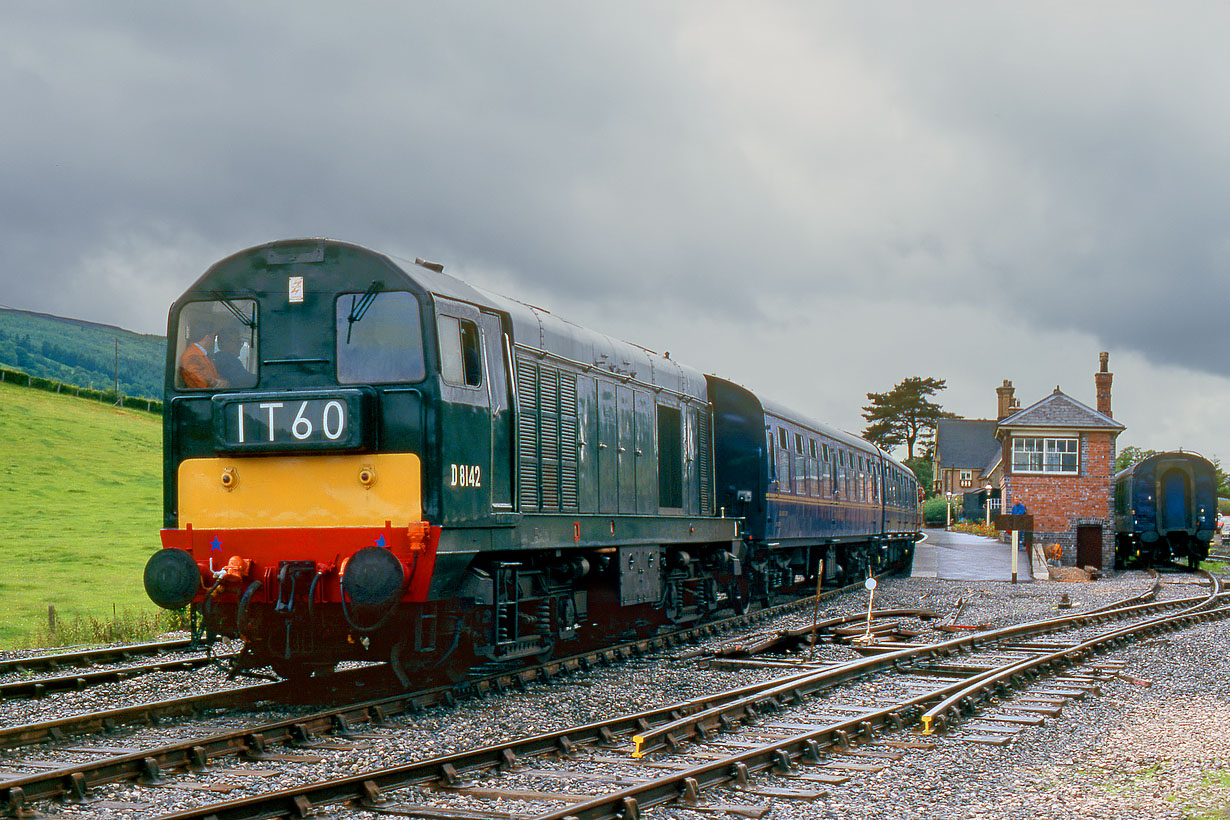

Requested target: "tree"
[
  {"left": 905, "top": 454, "right": 934, "bottom": 495},
  {"left": 1114, "top": 446, "right": 1158, "bottom": 473},
  {"left": 861, "top": 377, "right": 956, "bottom": 461},
  {"left": 1211, "top": 457, "right": 1229, "bottom": 501}
]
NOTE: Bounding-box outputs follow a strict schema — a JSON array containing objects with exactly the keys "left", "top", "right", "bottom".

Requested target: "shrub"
[{"left": 922, "top": 497, "right": 953, "bottom": 526}]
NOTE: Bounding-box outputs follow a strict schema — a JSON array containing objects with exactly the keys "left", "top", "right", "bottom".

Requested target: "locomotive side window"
[
  {"left": 335, "top": 291, "right": 425, "bottom": 384},
  {"left": 438, "top": 316, "right": 482, "bottom": 387},
  {"left": 174, "top": 299, "right": 258, "bottom": 390},
  {"left": 657, "top": 404, "right": 683, "bottom": 509}
]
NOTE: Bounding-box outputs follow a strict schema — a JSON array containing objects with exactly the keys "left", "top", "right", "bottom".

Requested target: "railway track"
[
  {"left": 0, "top": 576, "right": 897, "bottom": 815},
  {"left": 0, "top": 653, "right": 240, "bottom": 701},
  {"left": 0, "top": 573, "right": 1208, "bottom": 819},
  {"left": 141, "top": 573, "right": 1224, "bottom": 820},
  {"left": 0, "top": 639, "right": 199, "bottom": 678}
]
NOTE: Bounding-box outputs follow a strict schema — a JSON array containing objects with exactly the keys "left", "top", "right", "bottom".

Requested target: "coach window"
[
  {"left": 778, "top": 428, "right": 788, "bottom": 449},
  {"left": 438, "top": 316, "right": 482, "bottom": 387},
  {"left": 336, "top": 291, "right": 425, "bottom": 384},
  {"left": 174, "top": 299, "right": 258, "bottom": 390}
]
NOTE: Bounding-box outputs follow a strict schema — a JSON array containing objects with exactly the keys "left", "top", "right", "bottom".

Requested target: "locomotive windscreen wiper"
[
  {"left": 211, "top": 292, "right": 257, "bottom": 328},
  {"left": 345, "top": 280, "right": 383, "bottom": 344}
]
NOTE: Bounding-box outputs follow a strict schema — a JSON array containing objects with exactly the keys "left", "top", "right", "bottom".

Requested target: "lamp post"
[
  {"left": 984, "top": 483, "right": 993, "bottom": 528},
  {"left": 946, "top": 492, "right": 953, "bottom": 530}
]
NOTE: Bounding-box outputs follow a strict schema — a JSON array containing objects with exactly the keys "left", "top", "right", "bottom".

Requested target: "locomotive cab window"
[
  {"left": 438, "top": 316, "right": 482, "bottom": 387},
  {"left": 174, "top": 299, "right": 258, "bottom": 390},
  {"left": 336, "top": 291, "right": 425, "bottom": 384}
]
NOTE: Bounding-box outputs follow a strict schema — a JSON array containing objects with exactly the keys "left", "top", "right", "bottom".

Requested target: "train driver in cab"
[
  {"left": 178, "top": 321, "right": 227, "bottom": 389},
  {"left": 211, "top": 325, "right": 252, "bottom": 386}
]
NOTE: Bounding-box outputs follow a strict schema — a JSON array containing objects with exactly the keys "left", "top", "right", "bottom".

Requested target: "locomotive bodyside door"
[
  {"left": 478, "top": 310, "right": 513, "bottom": 510},
  {"left": 434, "top": 298, "right": 494, "bottom": 525}
]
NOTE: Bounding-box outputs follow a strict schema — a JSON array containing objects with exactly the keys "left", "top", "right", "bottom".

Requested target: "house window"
[
  {"left": 960, "top": 469, "right": 972, "bottom": 488},
  {"left": 1012, "top": 437, "right": 1078, "bottom": 474}
]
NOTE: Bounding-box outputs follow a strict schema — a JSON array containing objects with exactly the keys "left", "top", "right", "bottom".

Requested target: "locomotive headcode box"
[{"left": 211, "top": 388, "right": 375, "bottom": 453}]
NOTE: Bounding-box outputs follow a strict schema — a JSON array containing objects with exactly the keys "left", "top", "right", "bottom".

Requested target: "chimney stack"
[
  {"left": 1095, "top": 352, "right": 1112, "bottom": 417},
  {"left": 997, "top": 379, "right": 1016, "bottom": 420}
]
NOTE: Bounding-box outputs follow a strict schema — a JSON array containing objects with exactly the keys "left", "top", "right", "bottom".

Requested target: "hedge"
[{"left": 0, "top": 366, "right": 162, "bottom": 415}]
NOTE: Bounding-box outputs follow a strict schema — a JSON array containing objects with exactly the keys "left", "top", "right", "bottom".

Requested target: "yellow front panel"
[{"left": 178, "top": 453, "right": 422, "bottom": 528}]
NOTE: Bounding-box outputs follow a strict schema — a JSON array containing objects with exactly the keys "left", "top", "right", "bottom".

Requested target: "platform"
[{"left": 911, "top": 527, "right": 1034, "bottom": 582}]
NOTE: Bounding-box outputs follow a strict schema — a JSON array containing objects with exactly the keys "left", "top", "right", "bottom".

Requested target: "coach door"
[{"left": 1160, "top": 469, "right": 1191, "bottom": 531}]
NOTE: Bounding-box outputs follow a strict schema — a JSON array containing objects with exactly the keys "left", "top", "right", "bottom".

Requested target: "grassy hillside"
[
  {"left": 0, "top": 307, "right": 164, "bottom": 399},
  {"left": 0, "top": 379, "right": 164, "bottom": 646}
]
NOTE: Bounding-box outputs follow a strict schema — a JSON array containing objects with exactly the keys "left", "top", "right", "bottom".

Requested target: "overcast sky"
[{"left": 2, "top": 2, "right": 1227, "bottom": 464}]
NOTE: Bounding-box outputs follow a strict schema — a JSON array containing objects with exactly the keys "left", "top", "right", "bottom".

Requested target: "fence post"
[{"left": 48, "top": 605, "right": 57, "bottom": 632}]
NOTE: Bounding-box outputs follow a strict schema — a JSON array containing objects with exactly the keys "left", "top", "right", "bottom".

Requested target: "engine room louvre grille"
[
  {"left": 539, "top": 366, "right": 561, "bottom": 510},
  {"left": 698, "top": 411, "right": 712, "bottom": 515},
  {"left": 560, "top": 374, "right": 579, "bottom": 510},
  {"left": 516, "top": 357, "right": 540, "bottom": 510}
]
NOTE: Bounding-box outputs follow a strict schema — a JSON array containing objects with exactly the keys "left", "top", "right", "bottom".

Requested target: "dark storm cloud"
[
  {"left": 1, "top": 0, "right": 1227, "bottom": 388},
  {"left": 822, "top": 2, "right": 1230, "bottom": 373}
]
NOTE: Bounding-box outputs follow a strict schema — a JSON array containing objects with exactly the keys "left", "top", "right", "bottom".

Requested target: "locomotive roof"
[{"left": 378, "top": 246, "right": 710, "bottom": 402}]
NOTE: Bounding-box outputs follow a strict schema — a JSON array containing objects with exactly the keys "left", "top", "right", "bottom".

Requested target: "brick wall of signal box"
[{"left": 1003, "top": 431, "right": 1117, "bottom": 570}]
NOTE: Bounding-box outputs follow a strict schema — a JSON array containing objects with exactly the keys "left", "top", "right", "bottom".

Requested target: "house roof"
[
  {"left": 996, "top": 387, "right": 1125, "bottom": 433},
  {"left": 935, "top": 419, "right": 1001, "bottom": 470}
]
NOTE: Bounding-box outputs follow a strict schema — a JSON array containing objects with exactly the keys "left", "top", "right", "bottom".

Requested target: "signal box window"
[
  {"left": 336, "top": 291, "right": 425, "bottom": 384},
  {"left": 438, "top": 316, "right": 482, "bottom": 387},
  {"left": 174, "top": 299, "right": 258, "bottom": 390},
  {"left": 1012, "top": 436, "right": 1078, "bottom": 474},
  {"left": 657, "top": 405, "right": 683, "bottom": 508}
]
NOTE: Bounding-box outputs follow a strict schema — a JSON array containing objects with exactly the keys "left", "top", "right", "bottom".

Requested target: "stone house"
[{"left": 995, "top": 353, "right": 1125, "bottom": 570}]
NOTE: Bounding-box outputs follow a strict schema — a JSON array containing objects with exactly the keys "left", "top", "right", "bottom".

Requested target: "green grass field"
[{"left": 0, "top": 379, "right": 165, "bottom": 646}]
